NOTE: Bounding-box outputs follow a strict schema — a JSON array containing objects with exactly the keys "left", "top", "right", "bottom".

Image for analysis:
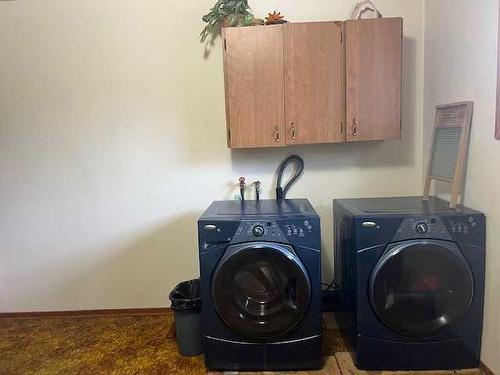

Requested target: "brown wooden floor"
[{"left": 0, "top": 312, "right": 483, "bottom": 375}]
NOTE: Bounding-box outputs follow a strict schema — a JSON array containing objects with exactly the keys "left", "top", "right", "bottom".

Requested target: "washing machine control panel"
[
  {"left": 233, "top": 220, "right": 284, "bottom": 241},
  {"left": 282, "top": 220, "right": 315, "bottom": 238},
  {"left": 229, "top": 218, "right": 318, "bottom": 243}
]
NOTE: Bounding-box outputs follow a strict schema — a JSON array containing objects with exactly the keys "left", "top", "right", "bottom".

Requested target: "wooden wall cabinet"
[
  {"left": 223, "top": 25, "right": 285, "bottom": 148},
  {"left": 222, "top": 18, "right": 403, "bottom": 149},
  {"left": 284, "top": 21, "right": 344, "bottom": 145},
  {"left": 345, "top": 18, "right": 402, "bottom": 142}
]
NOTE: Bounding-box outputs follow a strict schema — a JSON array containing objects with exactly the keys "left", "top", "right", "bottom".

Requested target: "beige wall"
[
  {"left": 0, "top": 0, "right": 424, "bottom": 313},
  {"left": 424, "top": 0, "right": 500, "bottom": 372},
  {"left": 3, "top": 0, "right": 498, "bottom": 371}
]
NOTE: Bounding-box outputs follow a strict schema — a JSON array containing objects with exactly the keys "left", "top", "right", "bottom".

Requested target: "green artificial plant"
[{"left": 201, "top": 0, "right": 254, "bottom": 43}]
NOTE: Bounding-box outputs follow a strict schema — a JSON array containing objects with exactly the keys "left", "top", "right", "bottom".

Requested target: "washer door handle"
[{"left": 288, "top": 278, "right": 297, "bottom": 308}]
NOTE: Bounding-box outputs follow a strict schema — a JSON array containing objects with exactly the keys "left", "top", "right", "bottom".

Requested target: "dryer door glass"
[
  {"left": 212, "top": 243, "right": 311, "bottom": 340},
  {"left": 370, "top": 240, "right": 474, "bottom": 338}
]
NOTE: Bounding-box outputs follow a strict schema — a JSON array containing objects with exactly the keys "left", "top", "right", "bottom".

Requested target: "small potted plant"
[{"left": 200, "top": 0, "right": 257, "bottom": 43}]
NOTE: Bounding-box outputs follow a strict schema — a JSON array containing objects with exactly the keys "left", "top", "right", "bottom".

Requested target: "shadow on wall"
[
  {"left": 312, "top": 202, "right": 335, "bottom": 283},
  {"left": 53, "top": 212, "right": 201, "bottom": 310},
  {"left": 26, "top": 33, "right": 420, "bottom": 311}
]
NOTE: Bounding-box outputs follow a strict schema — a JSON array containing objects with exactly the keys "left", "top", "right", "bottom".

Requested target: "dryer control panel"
[
  {"left": 388, "top": 214, "right": 485, "bottom": 243},
  {"left": 447, "top": 215, "right": 479, "bottom": 235},
  {"left": 392, "top": 217, "right": 452, "bottom": 241},
  {"left": 443, "top": 214, "right": 485, "bottom": 245}
]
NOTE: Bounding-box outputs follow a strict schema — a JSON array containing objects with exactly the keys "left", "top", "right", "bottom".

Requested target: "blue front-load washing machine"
[
  {"left": 198, "top": 199, "right": 322, "bottom": 371},
  {"left": 333, "top": 196, "right": 485, "bottom": 371}
]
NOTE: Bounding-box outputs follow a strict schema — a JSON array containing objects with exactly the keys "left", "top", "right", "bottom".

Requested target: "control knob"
[
  {"left": 252, "top": 225, "right": 265, "bottom": 237},
  {"left": 415, "top": 222, "right": 428, "bottom": 234}
]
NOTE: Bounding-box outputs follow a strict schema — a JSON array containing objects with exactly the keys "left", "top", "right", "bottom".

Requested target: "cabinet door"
[
  {"left": 223, "top": 25, "right": 285, "bottom": 149},
  {"left": 284, "top": 22, "right": 344, "bottom": 145},
  {"left": 345, "top": 18, "right": 402, "bottom": 142}
]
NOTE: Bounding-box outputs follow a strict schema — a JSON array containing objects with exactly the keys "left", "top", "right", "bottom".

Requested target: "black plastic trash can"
[{"left": 169, "top": 279, "right": 203, "bottom": 356}]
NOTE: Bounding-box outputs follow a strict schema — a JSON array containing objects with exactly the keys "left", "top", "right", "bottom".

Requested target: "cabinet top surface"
[{"left": 222, "top": 17, "right": 403, "bottom": 30}]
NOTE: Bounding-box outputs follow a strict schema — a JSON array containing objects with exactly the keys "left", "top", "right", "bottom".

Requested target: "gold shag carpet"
[{"left": 0, "top": 311, "right": 482, "bottom": 375}]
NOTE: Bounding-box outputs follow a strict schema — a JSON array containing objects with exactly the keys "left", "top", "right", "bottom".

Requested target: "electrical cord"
[
  {"left": 275, "top": 155, "right": 305, "bottom": 200},
  {"left": 322, "top": 279, "right": 341, "bottom": 292}
]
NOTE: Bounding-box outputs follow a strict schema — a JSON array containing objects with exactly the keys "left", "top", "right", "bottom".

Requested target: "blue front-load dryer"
[
  {"left": 333, "top": 196, "right": 485, "bottom": 371},
  {"left": 198, "top": 199, "right": 322, "bottom": 371}
]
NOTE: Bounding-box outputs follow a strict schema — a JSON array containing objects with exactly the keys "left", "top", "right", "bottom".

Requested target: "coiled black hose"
[{"left": 275, "top": 155, "right": 305, "bottom": 200}]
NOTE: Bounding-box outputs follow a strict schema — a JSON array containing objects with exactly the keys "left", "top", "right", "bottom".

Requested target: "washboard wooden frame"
[
  {"left": 423, "top": 101, "right": 474, "bottom": 209},
  {"left": 496, "top": 2, "right": 500, "bottom": 140}
]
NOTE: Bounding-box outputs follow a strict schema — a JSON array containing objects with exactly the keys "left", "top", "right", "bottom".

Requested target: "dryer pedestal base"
[{"left": 355, "top": 334, "right": 481, "bottom": 371}]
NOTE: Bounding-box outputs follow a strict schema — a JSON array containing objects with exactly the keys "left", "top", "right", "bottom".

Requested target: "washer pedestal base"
[{"left": 204, "top": 334, "right": 323, "bottom": 371}]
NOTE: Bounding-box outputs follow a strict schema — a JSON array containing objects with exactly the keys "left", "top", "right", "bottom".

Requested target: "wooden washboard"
[{"left": 423, "top": 101, "right": 474, "bottom": 209}]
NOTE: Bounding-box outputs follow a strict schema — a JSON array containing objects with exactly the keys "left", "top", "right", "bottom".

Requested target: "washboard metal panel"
[{"left": 423, "top": 101, "right": 474, "bottom": 209}]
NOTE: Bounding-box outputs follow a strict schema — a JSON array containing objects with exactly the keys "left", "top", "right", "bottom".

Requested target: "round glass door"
[
  {"left": 212, "top": 243, "right": 311, "bottom": 340},
  {"left": 370, "top": 240, "right": 474, "bottom": 338}
]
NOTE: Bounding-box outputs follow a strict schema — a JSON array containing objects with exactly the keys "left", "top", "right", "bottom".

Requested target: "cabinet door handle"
[
  {"left": 274, "top": 125, "right": 280, "bottom": 143},
  {"left": 290, "top": 122, "right": 296, "bottom": 140},
  {"left": 352, "top": 119, "right": 357, "bottom": 137}
]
